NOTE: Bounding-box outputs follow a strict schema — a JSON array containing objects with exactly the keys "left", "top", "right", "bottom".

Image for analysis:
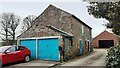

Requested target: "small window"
[
  {"left": 17, "top": 46, "right": 24, "bottom": 51},
  {"left": 6, "top": 46, "right": 16, "bottom": 52},
  {"left": 69, "top": 38, "right": 73, "bottom": 48},
  {"left": 82, "top": 25, "right": 84, "bottom": 36}
]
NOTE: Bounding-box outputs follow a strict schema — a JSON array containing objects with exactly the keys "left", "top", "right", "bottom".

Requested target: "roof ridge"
[
  {"left": 18, "top": 4, "right": 92, "bottom": 38},
  {"left": 48, "top": 4, "right": 92, "bottom": 29},
  {"left": 93, "top": 30, "right": 118, "bottom": 39}
]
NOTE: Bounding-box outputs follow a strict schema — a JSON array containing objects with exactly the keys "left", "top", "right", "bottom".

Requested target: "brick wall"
[{"left": 93, "top": 31, "right": 119, "bottom": 48}]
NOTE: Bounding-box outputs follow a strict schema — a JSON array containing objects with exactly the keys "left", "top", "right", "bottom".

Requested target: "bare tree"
[
  {"left": 8, "top": 14, "right": 20, "bottom": 44},
  {"left": 0, "top": 13, "right": 20, "bottom": 45},
  {"left": 22, "top": 15, "right": 36, "bottom": 33},
  {"left": 0, "top": 13, "right": 12, "bottom": 44}
]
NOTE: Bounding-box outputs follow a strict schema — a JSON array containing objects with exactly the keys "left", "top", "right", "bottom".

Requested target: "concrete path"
[
  {"left": 61, "top": 49, "right": 108, "bottom": 66},
  {"left": 2, "top": 60, "right": 59, "bottom": 68}
]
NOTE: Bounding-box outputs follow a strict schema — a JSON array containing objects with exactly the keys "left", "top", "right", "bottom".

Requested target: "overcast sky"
[{"left": 0, "top": 0, "right": 110, "bottom": 38}]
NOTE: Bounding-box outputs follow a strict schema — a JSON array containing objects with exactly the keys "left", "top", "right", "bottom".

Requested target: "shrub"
[{"left": 106, "top": 43, "right": 120, "bottom": 68}]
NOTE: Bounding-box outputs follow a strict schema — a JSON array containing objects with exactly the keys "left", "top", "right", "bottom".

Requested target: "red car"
[{"left": 0, "top": 45, "right": 31, "bottom": 65}]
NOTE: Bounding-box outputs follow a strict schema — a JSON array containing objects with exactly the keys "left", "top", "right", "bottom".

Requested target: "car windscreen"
[{"left": 0, "top": 46, "right": 11, "bottom": 53}]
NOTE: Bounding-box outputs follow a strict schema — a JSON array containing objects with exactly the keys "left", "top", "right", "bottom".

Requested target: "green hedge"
[{"left": 106, "top": 43, "right": 120, "bottom": 68}]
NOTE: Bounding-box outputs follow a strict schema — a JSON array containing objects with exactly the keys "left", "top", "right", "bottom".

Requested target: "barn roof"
[
  {"left": 18, "top": 4, "right": 92, "bottom": 38},
  {"left": 48, "top": 4, "right": 92, "bottom": 29},
  {"left": 93, "top": 30, "right": 119, "bottom": 40},
  {"left": 47, "top": 25, "right": 74, "bottom": 37}
]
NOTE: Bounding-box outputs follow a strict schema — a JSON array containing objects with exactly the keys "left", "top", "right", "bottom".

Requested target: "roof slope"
[
  {"left": 93, "top": 30, "right": 119, "bottom": 40},
  {"left": 34, "top": 4, "right": 92, "bottom": 29},
  {"left": 48, "top": 4, "right": 92, "bottom": 29},
  {"left": 18, "top": 4, "right": 91, "bottom": 38}
]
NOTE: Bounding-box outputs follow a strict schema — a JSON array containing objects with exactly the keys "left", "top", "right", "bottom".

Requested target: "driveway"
[
  {"left": 2, "top": 49, "right": 108, "bottom": 68},
  {"left": 61, "top": 49, "right": 108, "bottom": 66},
  {"left": 2, "top": 60, "right": 59, "bottom": 68}
]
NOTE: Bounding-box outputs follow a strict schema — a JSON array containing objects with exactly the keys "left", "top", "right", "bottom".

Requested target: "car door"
[
  {"left": 14, "top": 46, "right": 25, "bottom": 61},
  {"left": 2, "top": 46, "right": 16, "bottom": 64}
]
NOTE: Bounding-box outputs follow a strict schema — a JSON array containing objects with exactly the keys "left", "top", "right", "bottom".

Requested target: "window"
[
  {"left": 69, "top": 38, "right": 73, "bottom": 48},
  {"left": 82, "top": 25, "right": 84, "bottom": 36},
  {"left": 6, "top": 46, "right": 16, "bottom": 52},
  {"left": 0, "top": 46, "right": 11, "bottom": 53},
  {"left": 16, "top": 46, "right": 24, "bottom": 51}
]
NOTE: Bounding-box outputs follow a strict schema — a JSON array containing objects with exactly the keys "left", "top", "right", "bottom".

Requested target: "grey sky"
[{"left": 0, "top": 1, "right": 109, "bottom": 38}]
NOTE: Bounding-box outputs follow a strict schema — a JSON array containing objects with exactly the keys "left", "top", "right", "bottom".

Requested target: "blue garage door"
[
  {"left": 20, "top": 39, "right": 36, "bottom": 59},
  {"left": 38, "top": 38, "right": 59, "bottom": 61}
]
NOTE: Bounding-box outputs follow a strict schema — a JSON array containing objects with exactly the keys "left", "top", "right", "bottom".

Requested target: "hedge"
[{"left": 106, "top": 43, "right": 120, "bottom": 68}]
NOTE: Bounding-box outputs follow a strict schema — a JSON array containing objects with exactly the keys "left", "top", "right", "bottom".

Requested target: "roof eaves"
[{"left": 48, "top": 25, "right": 74, "bottom": 37}]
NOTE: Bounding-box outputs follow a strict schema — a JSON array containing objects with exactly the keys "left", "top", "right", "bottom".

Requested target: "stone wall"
[{"left": 18, "top": 5, "right": 92, "bottom": 61}]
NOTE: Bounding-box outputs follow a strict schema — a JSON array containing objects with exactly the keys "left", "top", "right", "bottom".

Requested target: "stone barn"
[
  {"left": 93, "top": 30, "right": 120, "bottom": 48},
  {"left": 17, "top": 4, "right": 92, "bottom": 61}
]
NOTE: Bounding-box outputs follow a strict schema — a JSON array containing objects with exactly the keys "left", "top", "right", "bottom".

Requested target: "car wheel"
[{"left": 24, "top": 55, "right": 30, "bottom": 62}]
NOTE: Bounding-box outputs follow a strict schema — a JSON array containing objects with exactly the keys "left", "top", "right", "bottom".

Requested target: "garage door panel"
[
  {"left": 20, "top": 39, "right": 36, "bottom": 59},
  {"left": 99, "top": 40, "right": 114, "bottom": 48},
  {"left": 38, "top": 38, "right": 59, "bottom": 61}
]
